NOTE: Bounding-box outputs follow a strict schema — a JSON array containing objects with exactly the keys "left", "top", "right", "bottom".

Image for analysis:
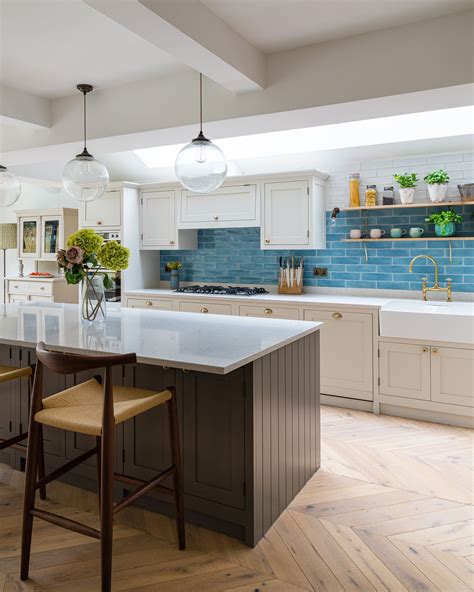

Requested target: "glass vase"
[{"left": 81, "top": 275, "right": 106, "bottom": 324}]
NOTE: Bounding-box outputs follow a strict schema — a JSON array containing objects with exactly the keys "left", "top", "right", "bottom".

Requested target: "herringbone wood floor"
[{"left": 0, "top": 406, "right": 473, "bottom": 591}]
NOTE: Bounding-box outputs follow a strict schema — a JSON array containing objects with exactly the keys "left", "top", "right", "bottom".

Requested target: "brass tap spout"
[
  {"left": 408, "top": 254, "right": 451, "bottom": 302},
  {"left": 409, "top": 254, "right": 439, "bottom": 288}
]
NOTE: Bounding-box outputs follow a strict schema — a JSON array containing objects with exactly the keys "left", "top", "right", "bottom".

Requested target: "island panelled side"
[{"left": 0, "top": 331, "right": 320, "bottom": 546}]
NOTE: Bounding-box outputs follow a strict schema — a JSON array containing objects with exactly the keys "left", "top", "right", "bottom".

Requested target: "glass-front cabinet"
[
  {"left": 19, "top": 217, "right": 41, "bottom": 258},
  {"left": 15, "top": 208, "right": 78, "bottom": 261}
]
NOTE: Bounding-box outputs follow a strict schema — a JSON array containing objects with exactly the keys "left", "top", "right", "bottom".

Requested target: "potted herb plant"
[
  {"left": 394, "top": 173, "right": 418, "bottom": 204},
  {"left": 424, "top": 169, "right": 450, "bottom": 203},
  {"left": 425, "top": 209, "right": 463, "bottom": 237},
  {"left": 167, "top": 261, "right": 183, "bottom": 290},
  {"left": 57, "top": 228, "right": 130, "bottom": 323}
]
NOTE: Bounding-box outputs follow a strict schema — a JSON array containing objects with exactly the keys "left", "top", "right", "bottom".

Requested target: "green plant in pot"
[
  {"left": 394, "top": 173, "right": 418, "bottom": 204},
  {"left": 167, "top": 261, "right": 183, "bottom": 290},
  {"left": 424, "top": 169, "right": 450, "bottom": 203},
  {"left": 425, "top": 209, "right": 463, "bottom": 237}
]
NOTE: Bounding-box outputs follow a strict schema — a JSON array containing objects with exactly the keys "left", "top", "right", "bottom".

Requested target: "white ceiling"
[
  {"left": 0, "top": 0, "right": 185, "bottom": 98},
  {"left": 203, "top": 0, "right": 474, "bottom": 52}
]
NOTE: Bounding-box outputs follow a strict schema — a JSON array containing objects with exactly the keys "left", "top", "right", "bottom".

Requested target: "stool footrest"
[
  {"left": 36, "top": 446, "right": 98, "bottom": 490},
  {"left": 113, "top": 466, "right": 175, "bottom": 515},
  {"left": 30, "top": 508, "right": 101, "bottom": 540},
  {"left": 0, "top": 433, "right": 28, "bottom": 451}
]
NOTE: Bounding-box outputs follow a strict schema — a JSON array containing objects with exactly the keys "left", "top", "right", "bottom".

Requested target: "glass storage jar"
[
  {"left": 365, "top": 185, "right": 378, "bottom": 207},
  {"left": 349, "top": 173, "right": 360, "bottom": 207}
]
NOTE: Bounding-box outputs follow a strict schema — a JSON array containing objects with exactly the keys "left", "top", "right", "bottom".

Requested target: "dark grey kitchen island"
[{"left": 0, "top": 302, "right": 322, "bottom": 545}]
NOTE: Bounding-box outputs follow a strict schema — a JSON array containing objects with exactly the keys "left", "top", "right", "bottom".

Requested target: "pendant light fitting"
[{"left": 76, "top": 83, "right": 94, "bottom": 159}]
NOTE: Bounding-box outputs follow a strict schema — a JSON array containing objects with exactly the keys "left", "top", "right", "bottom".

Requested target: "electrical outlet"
[{"left": 313, "top": 267, "right": 328, "bottom": 276}]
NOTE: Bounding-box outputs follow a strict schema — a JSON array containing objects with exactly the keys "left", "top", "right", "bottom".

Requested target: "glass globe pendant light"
[
  {"left": 175, "top": 73, "right": 227, "bottom": 193},
  {"left": 0, "top": 164, "right": 21, "bottom": 207},
  {"left": 61, "top": 84, "right": 109, "bottom": 202}
]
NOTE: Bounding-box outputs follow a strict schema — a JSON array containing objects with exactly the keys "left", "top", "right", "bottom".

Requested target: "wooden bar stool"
[
  {"left": 20, "top": 342, "right": 185, "bottom": 592},
  {"left": 0, "top": 363, "right": 46, "bottom": 500}
]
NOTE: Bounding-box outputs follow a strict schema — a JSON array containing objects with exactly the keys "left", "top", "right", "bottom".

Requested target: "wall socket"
[{"left": 313, "top": 267, "right": 328, "bottom": 276}]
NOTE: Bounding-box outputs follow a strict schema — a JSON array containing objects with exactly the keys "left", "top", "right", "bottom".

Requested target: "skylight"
[{"left": 134, "top": 106, "right": 474, "bottom": 169}]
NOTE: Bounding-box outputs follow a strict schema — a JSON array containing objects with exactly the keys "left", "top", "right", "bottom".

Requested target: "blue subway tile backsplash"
[{"left": 161, "top": 205, "right": 474, "bottom": 292}]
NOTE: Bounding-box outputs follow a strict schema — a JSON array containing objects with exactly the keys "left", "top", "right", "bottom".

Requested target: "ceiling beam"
[
  {"left": 0, "top": 85, "right": 51, "bottom": 129},
  {"left": 83, "top": 0, "right": 265, "bottom": 92}
]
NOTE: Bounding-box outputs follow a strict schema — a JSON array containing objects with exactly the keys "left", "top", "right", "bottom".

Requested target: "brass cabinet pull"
[
  {"left": 264, "top": 308, "right": 273, "bottom": 315},
  {"left": 169, "top": 240, "right": 175, "bottom": 245},
  {"left": 40, "top": 286, "right": 45, "bottom": 290},
  {"left": 265, "top": 239, "right": 270, "bottom": 244},
  {"left": 432, "top": 348, "right": 439, "bottom": 354},
  {"left": 97, "top": 221, "right": 102, "bottom": 225},
  {"left": 422, "top": 347, "right": 429, "bottom": 353},
  {"left": 213, "top": 215, "right": 219, "bottom": 220},
  {"left": 145, "top": 301, "right": 153, "bottom": 306},
  {"left": 201, "top": 307, "right": 209, "bottom": 313},
  {"left": 332, "top": 312, "right": 343, "bottom": 319}
]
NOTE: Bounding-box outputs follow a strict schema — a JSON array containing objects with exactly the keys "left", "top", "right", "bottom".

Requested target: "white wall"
[{"left": 0, "top": 182, "right": 77, "bottom": 301}]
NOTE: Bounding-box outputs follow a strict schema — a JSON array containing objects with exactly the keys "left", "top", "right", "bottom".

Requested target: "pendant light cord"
[
  {"left": 82, "top": 89, "right": 87, "bottom": 152},
  {"left": 199, "top": 73, "right": 203, "bottom": 134}
]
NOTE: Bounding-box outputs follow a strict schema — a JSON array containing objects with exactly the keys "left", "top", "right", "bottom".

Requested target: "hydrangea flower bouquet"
[{"left": 57, "top": 228, "right": 130, "bottom": 322}]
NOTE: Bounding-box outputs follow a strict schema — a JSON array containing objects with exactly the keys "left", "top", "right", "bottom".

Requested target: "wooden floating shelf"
[
  {"left": 343, "top": 237, "right": 474, "bottom": 242},
  {"left": 341, "top": 200, "right": 474, "bottom": 212}
]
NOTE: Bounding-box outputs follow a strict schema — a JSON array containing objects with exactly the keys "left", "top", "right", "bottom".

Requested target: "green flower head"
[
  {"left": 98, "top": 240, "right": 130, "bottom": 271},
  {"left": 67, "top": 228, "right": 103, "bottom": 256}
]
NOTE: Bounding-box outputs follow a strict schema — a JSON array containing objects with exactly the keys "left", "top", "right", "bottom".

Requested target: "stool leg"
[
  {"left": 20, "top": 417, "right": 40, "bottom": 580},
  {"left": 38, "top": 425, "right": 46, "bottom": 500},
  {"left": 167, "top": 393, "right": 185, "bottom": 550},
  {"left": 100, "top": 430, "right": 114, "bottom": 592}
]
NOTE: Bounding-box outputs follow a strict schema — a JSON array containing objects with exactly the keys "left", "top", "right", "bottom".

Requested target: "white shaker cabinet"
[
  {"left": 430, "top": 346, "right": 473, "bottom": 407},
  {"left": 303, "top": 309, "right": 373, "bottom": 400},
  {"left": 179, "top": 184, "right": 258, "bottom": 228},
  {"left": 379, "top": 342, "right": 431, "bottom": 401},
  {"left": 80, "top": 189, "right": 121, "bottom": 228},
  {"left": 262, "top": 174, "right": 326, "bottom": 250},
  {"left": 140, "top": 189, "right": 197, "bottom": 250}
]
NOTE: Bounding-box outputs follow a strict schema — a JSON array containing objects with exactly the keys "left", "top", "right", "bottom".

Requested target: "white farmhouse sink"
[{"left": 379, "top": 300, "right": 474, "bottom": 344}]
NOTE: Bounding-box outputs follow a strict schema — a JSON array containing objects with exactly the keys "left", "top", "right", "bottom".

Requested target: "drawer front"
[
  {"left": 9, "top": 294, "right": 29, "bottom": 303},
  {"left": 29, "top": 295, "right": 54, "bottom": 303},
  {"left": 127, "top": 298, "right": 174, "bottom": 311},
  {"left": 178, "top": 301, "right": 232, "bottom": 316},
  {"left": 9, "top": 281, "right": 53, "bottom": 295},
  {"left": 239, "top": 304, "right": 300, "bottom": 320}
]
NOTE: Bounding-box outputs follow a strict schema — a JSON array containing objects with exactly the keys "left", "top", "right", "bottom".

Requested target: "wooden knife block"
[{"left": 278, "top": 266, "right": 303, "bottom": 294}]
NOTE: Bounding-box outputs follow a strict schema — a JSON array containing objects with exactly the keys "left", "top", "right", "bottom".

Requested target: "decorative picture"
[{"left": 22, "top": 221, "right": 37, "bottom": 254}]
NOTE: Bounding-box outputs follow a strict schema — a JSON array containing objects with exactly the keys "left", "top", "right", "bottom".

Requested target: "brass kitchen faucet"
[{"left": 409, "top": 254, "right": 452, "bottom": 302}]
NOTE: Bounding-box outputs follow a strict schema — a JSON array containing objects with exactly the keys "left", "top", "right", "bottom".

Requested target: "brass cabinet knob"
[
  {"left": 432, "top": 348, "right": 439, "bottom": 354},
  {"left": 421, "top": 347, "right": 429, "bottom": 353},
  {"left": 332, "top": 312, "right": 343, "bottom": 319},
  {"left": 265, "top": 239, "right": 270, "bottom": 244},
  {"left": 97, "top": 221, "right": 102, "bottom": 225},
  {"left": 169, "top": 240, "right": 175, "bottom": 245},
  {"left": 14, "top": 285, "right": 18, "bottom": 289},
  {"left": 145, "top": 301, "right": 153, "bottom": 306},
  {"left": 213, "top": 215, "right": 219, "bottom": 220},
  {"left": 40, "top": 286, "right": 45, "bottom": 290},
  {"left": 264, "top": 308, "right": 273, "bottom": 315},
  {"left": 201, "top": 307, "right": 209, "bottom": 313}
]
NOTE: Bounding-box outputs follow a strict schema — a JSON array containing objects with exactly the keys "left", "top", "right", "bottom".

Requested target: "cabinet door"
[
  {"left": 140, "top": 190, "right": 176, "bottom": 248},
  {"left": 239, "top": 304, "right": 300, "bottom": 320},
  {"left": 379, "top": 342, "right": 431, "bottom": 401},
  {"left": 263, "top": 181, "right": 309, "bottom": 247},
  {"left": 40, "top": 216, "right": 63, "bottom": 259},
  {"left": 182, "top": 371, "right": 245, "bottom": 509},
  {"left": 431, "top": 347, "right": 474, "bottom": 407},
  {"left": 19, "top": 217, "right": 41, "bottom": 258},
  {"left": 304, "top": 309, "right": 373, "bottom": 400},
  {"left": 81, "top": 190, "right": 121, "bottom": 228},
  {"left": 0, "top": 346, "right": 16, "bottom": 467},
  {"left": 179, "top": 184, "right": 257, "bottom": 227}
]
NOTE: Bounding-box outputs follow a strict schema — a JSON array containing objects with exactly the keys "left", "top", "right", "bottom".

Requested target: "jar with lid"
[
  {"left": 365, "top": 185, "right": 378, "bottom": 207},
  {"left": 349, "top": 173, "right": 360, "bottom": 207},
  {"left": 382, "top": 186, "right": 395, "bottom": 205}
]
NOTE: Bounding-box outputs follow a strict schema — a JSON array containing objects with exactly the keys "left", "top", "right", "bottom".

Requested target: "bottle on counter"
[
  {"left": 349, "top": 173, "right": 360, "bottom": 207},
  {"left": 365, "top": 185, "right": 378, "bottom": 207}
]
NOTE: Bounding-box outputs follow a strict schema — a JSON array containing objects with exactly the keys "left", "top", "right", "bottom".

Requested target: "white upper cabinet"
[
  {"left": 80, "top": 190, "right": 121, "bottom": 228},
  {"left": 178, "top": 184, "right": 258, "bottom": 228},
  {"left": 140, "top": 189, "right": 196, "bottom": 250},
  {"left": 262, "top": 175, "right": 326, "bottom": 250}
]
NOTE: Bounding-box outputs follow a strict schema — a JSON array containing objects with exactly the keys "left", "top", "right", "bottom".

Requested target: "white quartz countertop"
[
  {"left": 0, "top": 303, "right": 322, "bottom": 375},
  {"left": 125, "top": 288, "right": 392, "bottom": 308}
]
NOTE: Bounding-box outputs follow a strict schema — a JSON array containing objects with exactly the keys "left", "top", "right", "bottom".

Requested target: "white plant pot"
[
  {"left": 399, "top": 187, "right": 415, "bottom": 204},
  {"left": 427, "top": 183, "right": 448, "bottom": 203}
]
